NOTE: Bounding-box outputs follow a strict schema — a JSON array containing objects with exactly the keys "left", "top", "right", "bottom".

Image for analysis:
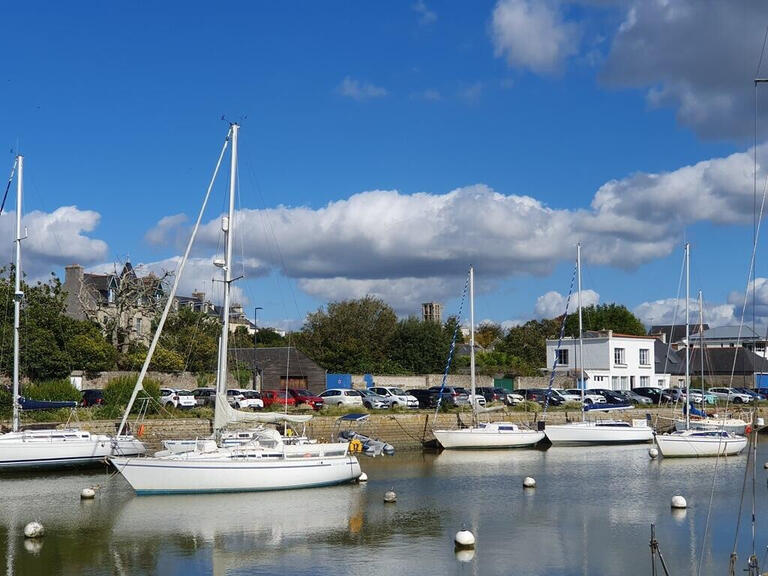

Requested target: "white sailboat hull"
[
  {"left": 110, "top": 453, "right": 362, "bottom": 494},
  {"left": 655, "top": 431, "right": 748, "bottom": 457},
  {"left": 674, "top": 418, "right": 748, "bottom": 435},
  {"left": 433, "top": 423, "right": 544, "bottom": 449},
  {"left": 0, "top": 429, "right": 146, "bottom": 468},
  {"left": 544, "top": 421, "right": 654, "bottom": 445}
]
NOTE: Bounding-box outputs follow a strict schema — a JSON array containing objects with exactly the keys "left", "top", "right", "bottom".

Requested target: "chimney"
[{"left": 65, "top": 264, "right": 84, "bottom": 286}]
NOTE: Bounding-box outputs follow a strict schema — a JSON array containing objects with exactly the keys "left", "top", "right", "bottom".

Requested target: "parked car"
[
  {"left": 358, "top": 388, "right": 392, "bottom": 409},
  {"left": 733, "top": 387, "right": 766, "bottom": 401},
  {"left": 452, "top": 387, "right": 486, "bottom": 409},
  {"left": 160, "top": 388, "right": 197, "bottom": 409},
  {"left": 369, "top": 386, "right": 419, "bottom": 408},
  {"left": 192, "top": 387, "right": 217, "bottom": 406},
  {"left": 427, "top": 386, "right": 469, "bottom": 406},
  {"left": 475, "top": 386, "right": 504, "bottom": 403},
  {"left": 406, "top": 388, "right": 436, "bottom": 409},
  {"left": 564, "top": 389, "right": 607, "bottom": 405},
  {"left": 287, "top": 388, "right": 324, "bottom": 410},
  {"left": 227, "top": 388, "right": 264, "bottom": 410},
  {"left": 503, "top": 391, "right": 525, "bottom": 406},
  {"left": 261, "top": 389, "right": 297, "bottom": 408},
  {"left": 318, "top": 388, "right": 364, "bottom": 407},
  {"left": 665, "top": 387, "right": 686, "bottom": 402},
  {"left": 515, "top": 389, "right": 563, "bottom": 406},
  {"left": 590, "top": 389, "right": 630, "bottom": 405},
  {"left": 632, "top": 387, "right": 672, "bottom": 404},
  {"left": 623, "top": 389, "right": 653, "bottom": 405},
  {"left": 80, "top": 389, "right": 104, "bottom": 407},
  {"left": 707, "top": 387, "right": 753, "bottom": 404}
]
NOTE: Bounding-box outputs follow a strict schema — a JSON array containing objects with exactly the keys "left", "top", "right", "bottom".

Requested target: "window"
[
  {"left": 594, "top": 376, "right": 604, "bottom": 382},
  {"left": 135, "top": 317, "right": 142, "bottom": 334},
  {"left": 107, "top": 288, "right": 115, "bottom": 304},
  {"left": 639, "top": 348, "right": 649, "bottom": 365},
  {"left": 614, "top": 348, "right": 626, "bottom": 365},
  {"left": 620, "top": 376, "right": 628, "bottom": 390},
  {"left": 611, "top": 376, "right": 619, "bottom": 389},
  {"left": 555, "top": 349, "right": 569, "bottom": 365},
  {"left": 657, "top": 379, "right": 665, "bottom": 387},
  {"left": 640, "top": 376, "right": 650, "bottom": 387}
]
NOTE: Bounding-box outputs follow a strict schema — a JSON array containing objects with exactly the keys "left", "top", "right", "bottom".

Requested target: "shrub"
[
  {"left": 562, "top": 401, "right": 583, "bottom": 411},
  {"left": 22, "top": 379, "right": 80, "bottom": 402},
  {"left": 101, "top": 375, "right": 162, "bottom": 417},
  {"left": 511, "top": 400, "right": 541, "bottom": 413}
]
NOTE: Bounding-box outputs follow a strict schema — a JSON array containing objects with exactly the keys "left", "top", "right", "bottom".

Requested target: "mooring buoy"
[
  {"left": 649, "top": 447, "right": 659, "bottom": 459},
  {"left": 671, "top": 495, "right": 687, "bottom": 509},
  {"left": 23, "top": 522, "right": 44, "bottom": 539},
  {"left": 384, "top": 489, "right": 397, "bottom": 503},
  {"left": 523, "top": 476, "right": 536, "bottom": 488}
]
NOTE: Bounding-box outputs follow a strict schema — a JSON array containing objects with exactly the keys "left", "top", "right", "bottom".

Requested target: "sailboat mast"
[
  {"left": 11, "top": 155, "right": 23, "bottom": 433},
  {"left": 685, "top": 242, "right": 690, "bottom": 429},
  {"left": 577, "top": 243, "right": 584, "bottom": 422},
  {"left": 469, "top": 266, "right": 476, "bottom": 423},
  {"left": 698, "top": 290, "right": 704, "bottom": 407},
  {"left": 216, "top": 123, "right": 239, "bottom": 414}
]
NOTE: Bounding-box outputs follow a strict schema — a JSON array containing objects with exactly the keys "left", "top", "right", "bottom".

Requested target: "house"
[
  {"left": 173, "top": 291, "right": 256, "bottom": 334},
  {"left": 63, "top": 262, "right": 164, "bottom": 348},
  {"left": 649, "top": 324, "right": 708, "bottom": 346},
  {"left": 545, "top": 330, "right": 658, "bottom": 391},
  {"left": 230, "top": 347, "right": 326, "bottom": 393},
  {"left": 683, "top": 325, "right": 768, "bottom": 359}
]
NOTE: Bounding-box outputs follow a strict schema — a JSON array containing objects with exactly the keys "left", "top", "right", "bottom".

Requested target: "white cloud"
[
  {"left": 412, "top": 1, "right": 437, "bottom": 25},
  {"left": 459, "top": 82, "right": 484, "bottom": 102},
  {"left": 144, "top": 213, "right": 188, "bottom": 247},
  {"left": 600, "top": 0, "right": 768, "bottom": 139},
  {"left": 633, "top": 297, "right": 737, "bottom": 329},
  {"left": 414, "top": 89, "right": 441, "bottom": 101},
  {"left": 0, "top": 206, "right": 108, "bottom": 280},
  {"left": 336, "top": 77, "right": 388, "bottom": 101},
  {"left": 535, "top": 289, "right": 600, "bottom": 319},
  {"left": 145, "top": 142, "right": 768, "bottom": 312},
  {"left": 491, "top": 0, "right": 580, "bottom": 75}
]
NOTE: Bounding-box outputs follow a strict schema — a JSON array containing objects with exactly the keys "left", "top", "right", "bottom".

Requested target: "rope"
[
  {"left": 542, "top": 260, "right": 578, "bottom": 417},
  {"left": 433, "top": 270, "right": 470, "bottom": 418}
]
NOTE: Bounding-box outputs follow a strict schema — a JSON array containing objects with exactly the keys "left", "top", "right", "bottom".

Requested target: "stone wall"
[
  {"left": 78, "top": 371, "right": 201, "bottom": 390},
  {"left": 515, "top": 375, "right": 573, "bottom": 389},
  {"left": 351, "top": 374, "right": 495, "bottom": 390}
]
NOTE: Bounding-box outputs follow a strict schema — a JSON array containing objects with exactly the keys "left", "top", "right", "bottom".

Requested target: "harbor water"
[{"left": 1, "top": 443, "right": 766, "bottom": 575}]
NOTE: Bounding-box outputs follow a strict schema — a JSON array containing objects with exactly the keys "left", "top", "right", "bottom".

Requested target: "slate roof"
[
  {"left": 694, "top": 325, "right": 763, "bottom": 341},
  {"left": 665, "top": 346, "right": 768, "bottom": 375},
  {"left": 649, "top": 324, "right": 708, "bottom": 344}
]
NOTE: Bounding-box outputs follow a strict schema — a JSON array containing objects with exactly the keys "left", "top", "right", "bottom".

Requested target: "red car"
[
  {"left": 287, "top": 388, "right": 324, "bottom": 410},
  {"left": 260, "top": 390, "right": 296, "bottom": 408}
]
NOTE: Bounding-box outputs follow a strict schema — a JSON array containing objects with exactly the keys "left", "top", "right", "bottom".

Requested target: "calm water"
[{"left": 1, "top": 443, "right": 767, "bottom": 576}]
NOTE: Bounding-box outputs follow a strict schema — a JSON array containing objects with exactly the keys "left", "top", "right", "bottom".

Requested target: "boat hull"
[
  {"left": 655, "top": 433, "right": 747, "bottom": 457},
  {"left": 433, "top": 426, "right": 544, "bottom": 449},
  {"left": 0, "top": 430, "right": 146, "bottom": 469},
  {"left": 544, "top": 421, "right": 654, "bottom": 445},
  {"left": 110, "top": 454, "right": 362, "bottom": 494}
]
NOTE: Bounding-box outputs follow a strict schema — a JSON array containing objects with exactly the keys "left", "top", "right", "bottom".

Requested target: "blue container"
[{"left": 327, "top": 373, "right": 352, "bottom": 389}]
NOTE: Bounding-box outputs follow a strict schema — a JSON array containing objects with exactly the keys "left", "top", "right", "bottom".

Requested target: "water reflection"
[{"left": 0, "top": 445, "right": 765, "bottom": 575}]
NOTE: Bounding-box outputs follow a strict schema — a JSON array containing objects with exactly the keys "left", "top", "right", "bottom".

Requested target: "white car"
[
  {"left": 707, "top": 387, "right": 752, "bottom": 404},
  {"left": 369, "top": 386, "right": 419, "bottom": 408},
  {"left": 504, "top": 392, "right": 524, "bottom": 406},
  {"left": 227, "top": 389, "right": 264, "bottom": 410},
  {"left": 160, "top": 388, "right": 197, "bottom": 409},
  {"left": 319, "top": 388, "right": 364, "bottom": 407},
  {"left": 564, "top": 389, "right": 607, "bottom": 405}
]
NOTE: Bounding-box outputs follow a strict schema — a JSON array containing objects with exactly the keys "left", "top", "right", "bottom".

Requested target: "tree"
[
  {"left": 389, "top": 317, "right": 451, "bottom": 374},
  {"left": 564, "top": 303, "right": 646, "bottom": 337},
  {"left": 475, "top": 322, "right": 503, "bottom": 349},
  {"left": 295, "top": 297, "right": 398, "bottom": 373},
  {"left": 158, "top": 307, "right": 220, "bottom": 372},
  {"left": 497, "top": 318, "right": 560, "bottom": 375}
]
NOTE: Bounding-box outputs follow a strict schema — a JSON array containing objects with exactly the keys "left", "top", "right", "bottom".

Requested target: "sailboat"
[
  {"left": 542, "top": 244, "right": 654, "bottom": 445},
  {"left": 432, "top": 267, "right": 544, "bottom": 449},
  {"left": 654, "top": 244, "right": 747, "bottom": 458},
  {"left": 110, "top": 124, "right": 362, "bottom": 493},
  {"left": 0, "top": 155, "right": 146, "bottom": 468}
]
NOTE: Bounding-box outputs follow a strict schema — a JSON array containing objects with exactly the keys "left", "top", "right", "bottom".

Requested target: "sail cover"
[
  {"left": 213, "top": 392, "right": 312, "bottom": 430},
  {"left": 19, "top": 397, "right": 78, "bottom": 410}
]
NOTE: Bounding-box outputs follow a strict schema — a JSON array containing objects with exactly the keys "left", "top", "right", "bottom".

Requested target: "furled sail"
[{"left": 213, "top": 392, "right": 312, "bottom": 431}]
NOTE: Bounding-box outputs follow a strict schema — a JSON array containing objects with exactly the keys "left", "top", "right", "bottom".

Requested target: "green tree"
[
  {"left": 158, "top": 307, "right": 220, "bottom": 372},
  {"left": 497, "top": 318, "right": 560, "bottom": 375},
  {"left": 564, "top": 303, "right": 646, "bottom": 337},
  {"left": 389, "top": 317, "right": 450, "bottom": 374},
  {"left": 475, "top": 321, "right": 503, "bottom": 349},
  {"left": 295, "top": 296, "right": 398, "bottom": 373},
  {"left": 255, "top": 327, "right": 287, "bottom": 347}
]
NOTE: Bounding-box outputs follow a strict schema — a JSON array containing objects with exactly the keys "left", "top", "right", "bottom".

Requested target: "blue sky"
[{"left": 2, "top": 1, "right": 768, "bottom": 331}]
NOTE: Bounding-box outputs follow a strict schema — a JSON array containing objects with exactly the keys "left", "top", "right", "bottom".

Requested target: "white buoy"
[
  {"left": 763, "top": 461, "right": 768, "bottom": 469},
  {"left": 23, "top": 522, "right": 44, "bottom": 539},
  {"left": 454, "top": 527, "right": 476, "bottom": 549},
  {"left": 384, "top": 489, "right": 397, "bottom": 503},
  {"left": 358, "top": 472, "right": 368, "bottom": 483},
  {"left": 648, "top": 447, "right": 659, "bottom": 459},
  {"left": 80, "top": 488, "right": 96, "bottom": 500},
  {"left": 523, "top": 476, "right": 536, "bottom": 488},
  {"left": 671, "top": 495, "right": 687, "bottom": 509},
  {"left": 756, "top": 417, "right": 765, "bottom": 427}
]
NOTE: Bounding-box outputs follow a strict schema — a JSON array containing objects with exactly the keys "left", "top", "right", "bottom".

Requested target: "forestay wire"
[
  {"left": 433, "top": 269, "right": 471, "bottom": 418},
  {"left": 542, "top": 260, "right": 578, "bottom": 417}
]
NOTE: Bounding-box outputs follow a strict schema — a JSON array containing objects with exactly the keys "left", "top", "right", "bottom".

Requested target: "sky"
[{"left": 2, "top": 1, "right": 768, "bottom": 332}]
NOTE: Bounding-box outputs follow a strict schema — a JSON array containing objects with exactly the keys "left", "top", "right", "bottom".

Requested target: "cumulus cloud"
[
  {"left": 0, "top": 206, "right": 108, "bottom": 280},
  {"left": 633, "top": 297, "right": 737, "bottom": 329},
  {"left": 336, "top": 77, "right": 388, "bottom": 101},
  {"left": 144, "top": 213, "right": 188, "bottom": 247},
  {"left": 145, "top": 142, "right": 768, "bottom": 312},
  {"left": 535, "top": 289, "right": 600, "bottom": 319},
  {"left": 491, "top": 0, "right": 580, "bottom": 75},
  {"left": 600, "top": 1, "right": 768, "bottom": 139}
]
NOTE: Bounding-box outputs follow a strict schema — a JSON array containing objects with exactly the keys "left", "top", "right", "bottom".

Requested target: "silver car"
[{"left": 357, "top": 389, "right": 391, "bottom": 410}]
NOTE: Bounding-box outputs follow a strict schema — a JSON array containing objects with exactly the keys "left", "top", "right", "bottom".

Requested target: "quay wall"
[
  {"left": 21, "top": 406, "right": 743, "bottom": 452},
  {"left": 351, "top": 374, "right": 495, "bottom": 390}
]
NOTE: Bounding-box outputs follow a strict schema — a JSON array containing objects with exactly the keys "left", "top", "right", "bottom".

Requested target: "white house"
[{"left": 545, "top": 330, "right": 659, "bottom": 391}]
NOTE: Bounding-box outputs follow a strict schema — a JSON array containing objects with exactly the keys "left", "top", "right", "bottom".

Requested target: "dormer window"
[{"left": 108, "top": 288, "right": 115, "bottom": 303}]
